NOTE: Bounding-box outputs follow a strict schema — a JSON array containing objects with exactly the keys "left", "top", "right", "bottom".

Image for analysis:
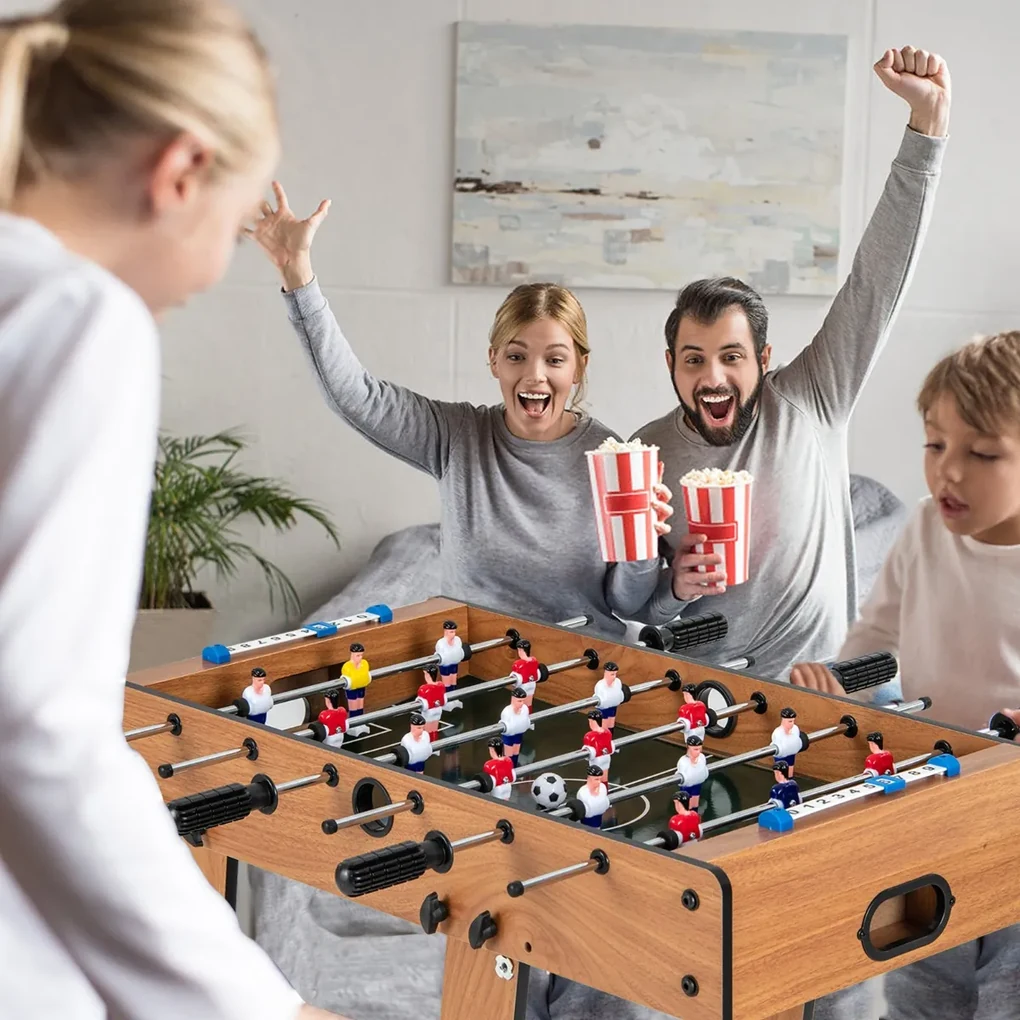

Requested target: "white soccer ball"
[{"left": 530, "top": 772, "right": 567, "bottom": 810}]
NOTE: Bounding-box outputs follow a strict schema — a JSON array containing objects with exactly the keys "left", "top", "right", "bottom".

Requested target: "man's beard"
[{"left": 674, "top": 369, "right": 764, "bottom": 447}]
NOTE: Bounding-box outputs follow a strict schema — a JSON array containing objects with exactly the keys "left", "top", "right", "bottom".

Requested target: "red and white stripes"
[
  {"left": 681, "top": 479, "right": 753, "bottom": 585},
  {"left": 586, "top": 447, "right": 659, "bottom": 562}
]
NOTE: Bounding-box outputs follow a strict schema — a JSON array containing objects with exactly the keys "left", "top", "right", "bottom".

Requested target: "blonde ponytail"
[
  {"left": 0, "top": 21, "right": 68, "bottom": 208},
  {"left": 0, "top": 0, "right": 276, "bottom": 209}
]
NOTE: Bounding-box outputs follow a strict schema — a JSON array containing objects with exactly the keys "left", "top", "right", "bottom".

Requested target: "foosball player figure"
[
  {"left": 677, "top": 683, "right": 709, "bottom": 742},
  {"left": 400, "top": 712, "right": 433, "bottom": 773},
  {"left": 341, "top": 642, "right": 372, "bottom": 735},
  {"left": 667, "top": 789, "right": 702, "bottom": 846},
  {"left": 771, "top": 707, "right": 802, "bottom": 777},
  {"left": 581, "top": 709, "right": 615, "bottom": 781},
  {"left": 241, "top": 667, "right": 273, "bottom": 724},
  {"left": 500, "top": 686, "right": 531, "bottom": 767},
  {"left": 510, "top": 638, "right": 541, "bottom": 707},
  {"left": 676, "top": 734, "right": 709, "bottom": 810},
  {"left": 416, "top": 664, "right": 447, "bottom": 736},
  {"left": 593, "top": 661, "right": 625, "bottom": 733},
  {"left": 576, "top": 765, "right": 611, "bottom": 829},
  {"left": 317, "top": 689, "right": 349, "bottom": 749},
  {"left": 768, "top": 760, "right": 801, "bottom": 809},
  {"left": 482, "top": 737, "right": 516, "bottom": 801},
  {"left": 436, "top": 619, "right": 465, "bottom": 709},
  {"left": 864, "top": 731, "right": 895, "bottom": 776}
]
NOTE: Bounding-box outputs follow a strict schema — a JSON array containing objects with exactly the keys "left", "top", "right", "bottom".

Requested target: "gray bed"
[{"left": 248, "top": 474, "right": 906, "bottom": 1019}]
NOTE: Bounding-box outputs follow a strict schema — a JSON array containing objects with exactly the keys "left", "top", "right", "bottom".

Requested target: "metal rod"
[
  {"left": 887, "top": 699, "right": 929, "bottom": 714},
  {"left": 509, "top": 857, "right": 600, "bottom": 895},
  {"left": 125, "top": 717, "right": 179, "bottom": 742},
  {"left": 719, "top": 657, "right": 751, "bottom": 670},
  {"left": 276, "top": 771, "right": 334, "bottom": 794},
  {"left": 158, "top": 741, "right": 254, "bottom": 778},
  {"left": 465, "top": 697, "right": 757, "bottom": 793},
  {"left": 557, "top": 616, "right": 591, "bottom": 630},
  {"left": 324, "top": 797, "right": 419, "bottom": 833},
  {"left": 449, "top": 828, "right": 505, "bottom": 852},
  {"left": 218, "top": 616, "right": 587, "bottom": 715},
  {"left": 697, "top": 751, "right": 934, "bottom": 836},
  {"left": 357, "top": 652, "right": 595, "bottom": 728},
  {"left": 552, "top": 715, "right": 844, "bottom": 818}
]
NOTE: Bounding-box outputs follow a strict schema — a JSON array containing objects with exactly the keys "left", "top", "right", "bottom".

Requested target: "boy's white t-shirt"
[
  {"left": 0, "top": 213, "right": 301, "bottom": 1019},
  {"left": 839, "top": 496, "right": 1020, "bottom": 730}
]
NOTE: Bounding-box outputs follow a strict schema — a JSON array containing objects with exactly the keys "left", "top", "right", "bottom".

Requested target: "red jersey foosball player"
[{"left": 864, "top": 731, "right": 895, "bottom": 776}]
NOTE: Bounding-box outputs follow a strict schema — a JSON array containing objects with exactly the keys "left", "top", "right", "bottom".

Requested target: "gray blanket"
[{"left": 250, "top": 475, "right": 905, "bottom": 1018}]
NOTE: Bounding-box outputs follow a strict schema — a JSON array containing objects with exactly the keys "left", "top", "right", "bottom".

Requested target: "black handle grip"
[
  {"left": 638, "top": 612, "right": 728, "bottom": 653},
  {"left": 167, "top": 775, "right": 276, "bottom": 836},
  {"left": 987, "top": 711, "right": 1019, "bottom": 741},
  {"left": 831, "top": 652, "right": 898, "bottom": 693},
  {"left": 335, "top": 831, "right": 453, "bottom": 897}
]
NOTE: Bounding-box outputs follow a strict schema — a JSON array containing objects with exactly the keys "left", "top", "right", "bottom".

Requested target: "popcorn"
[
  {"left": 586, "top": 441, "right": 660, "bottom": 562},
  {"left": 594, "top": 436, "right": 656, "bottom": 453},
  {"left": 680, "top": 468, "right": 754, "bottom": 585},
  {"left": 679, "top": 467, "right": 754, "bottom": 488}
]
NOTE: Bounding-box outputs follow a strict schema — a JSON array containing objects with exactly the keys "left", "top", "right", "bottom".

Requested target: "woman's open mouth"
[{"left": 518, "top": 391, "right": 552, "bottom": 418}]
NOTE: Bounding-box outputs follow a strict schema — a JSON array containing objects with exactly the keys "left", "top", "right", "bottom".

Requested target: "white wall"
[{"left": 14, "top": 1, "right": 1019, "bottom": 643}]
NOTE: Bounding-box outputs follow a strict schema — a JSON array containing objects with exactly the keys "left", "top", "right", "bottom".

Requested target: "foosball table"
[{"left": 124, "top": 597, "right": 1020, "bottom": 1020}]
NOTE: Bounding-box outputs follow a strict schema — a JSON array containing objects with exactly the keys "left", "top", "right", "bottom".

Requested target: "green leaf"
[{"left": 140, "top": 430, "right": 341, "bottom": 614}]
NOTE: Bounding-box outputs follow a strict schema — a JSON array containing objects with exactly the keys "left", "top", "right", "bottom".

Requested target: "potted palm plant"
[{"left": 129, "top": 430, "right": 340, "bottom": 670}]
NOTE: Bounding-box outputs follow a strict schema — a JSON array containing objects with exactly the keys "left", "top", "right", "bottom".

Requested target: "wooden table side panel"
[
  {"left": 441, "top": 940, "right": 524, "bottom": 1020},
  {"left": 713, "top": 745, "right": 1020, "bottom": 1019},
  {"left": 128, "top": 597, "right": 464, "bottom": 689},
  {"left": 462, "top": 608, "right": 996, "bottom": 780},
  {"left": 133, "top": 601, "right": 474, "bottom": 710},
  {"left": 124, "top": 687, "right": 728, "bottom": 1020}
]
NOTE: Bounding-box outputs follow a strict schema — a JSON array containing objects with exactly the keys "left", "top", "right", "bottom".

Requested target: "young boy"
[{"left": 791, "top": 331, "right": 1020, "bottom": 1018}]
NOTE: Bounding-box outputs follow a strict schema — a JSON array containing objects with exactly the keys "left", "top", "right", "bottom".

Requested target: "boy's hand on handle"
[
  {"left": 1004, "top": 708, "right": 1020, "bottom": 730},
  {"left": 247, "top": 181, "right": 330, "bottom": 291},
  {"left": 874, "top": 46, "right": 951, "bottom": 137},
  {"left": 670, "top": 532, "right": 726, "bottom": 601},
  {"left": 789, "top": 661, "right": 844, "bottom": 695}
]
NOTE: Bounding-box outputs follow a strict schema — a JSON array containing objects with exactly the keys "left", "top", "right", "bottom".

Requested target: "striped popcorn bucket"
[
  {"left": 681, "top": 479, "right": 753, "bottom": 585},
  {"left": 586, "top": 447, "right": 659, "bottom": 562}
]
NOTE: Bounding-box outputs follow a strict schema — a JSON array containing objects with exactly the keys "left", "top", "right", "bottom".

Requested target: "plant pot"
[{"left": 129, "top": 592, "right": 217, "bottom": 672}]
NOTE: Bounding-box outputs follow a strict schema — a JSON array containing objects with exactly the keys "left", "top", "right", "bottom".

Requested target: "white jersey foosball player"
[
  {"left": 240, "top": 667, "right": 273, "bottom": 724},
  {"left": 435, "top": 619, "right": 465, "bottom": 708},
  {"left": 499, "top": 686, "right": 532, "bottom": 766},
  {"left": 593, "top": 662, "right": 625, "bottom": 732},
  {"left": 400, "top": 713, "right": 433, "bottom": 773},
  {"left": 771, "top": 707, "right": 803, "bottom": 776},
  {"left": 675, "top": 735, "right": 710, "bottom": 810},
  {"left": 575, "top": 765, "right": 611, "bottom": 828}
]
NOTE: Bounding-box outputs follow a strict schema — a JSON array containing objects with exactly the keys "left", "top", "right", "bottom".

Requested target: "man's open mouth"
[{"left": 699, "top": 393, "right": 735, "bottom": 425}]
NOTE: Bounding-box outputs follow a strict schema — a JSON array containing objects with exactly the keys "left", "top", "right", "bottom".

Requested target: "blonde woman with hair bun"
[{"left": 0, "top": 2, "right": 344, "bottom": 1019}]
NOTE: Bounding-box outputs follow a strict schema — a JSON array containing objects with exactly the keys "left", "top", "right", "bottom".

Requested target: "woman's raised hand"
[{"left": 247, "top": 181, "right": 330, "bottom": 291}]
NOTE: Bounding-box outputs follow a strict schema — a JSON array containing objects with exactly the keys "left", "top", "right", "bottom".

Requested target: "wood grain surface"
[
  {"left": 440, "top": 940, "right": 526, "bottom": 1020},
  {"left": 124, "top": 684, "right": 729, "bottom": 1020},
  {"left": 122, "top": 599, "right": 1020, "bottom": 1020}
]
